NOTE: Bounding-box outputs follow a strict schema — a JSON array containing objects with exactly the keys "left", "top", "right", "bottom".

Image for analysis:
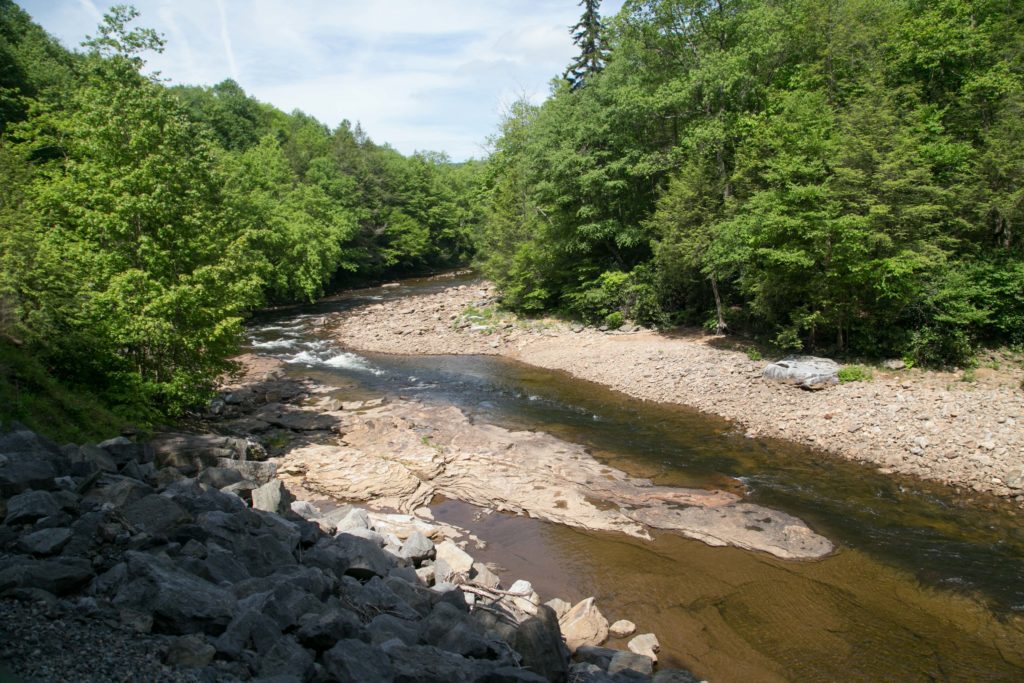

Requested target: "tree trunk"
[{"left": 710, "top": 274, "right": 727, "bottom": 335}]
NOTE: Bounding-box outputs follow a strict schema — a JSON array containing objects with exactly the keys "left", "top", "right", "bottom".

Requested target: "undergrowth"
[{"left": 0, "top": 340, "right": 125, "bottom": 443}]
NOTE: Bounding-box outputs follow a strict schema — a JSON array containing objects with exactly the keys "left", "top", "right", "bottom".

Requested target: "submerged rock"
[{"left": 609, "top": 619, "right": 636, "bottom": 638}]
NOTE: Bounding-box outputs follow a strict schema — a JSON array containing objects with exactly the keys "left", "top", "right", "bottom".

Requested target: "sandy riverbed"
[{"left": 333, "top": 281, "right": 1024, "bottom": 503}]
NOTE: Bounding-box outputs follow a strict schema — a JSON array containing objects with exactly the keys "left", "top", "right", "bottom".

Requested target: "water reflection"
[{"left": 246, "top": 275, "right": 1024, "bottom": 681}]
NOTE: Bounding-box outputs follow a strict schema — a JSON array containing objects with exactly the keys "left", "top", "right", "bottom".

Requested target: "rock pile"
[{"left": 0, "top": 421, "right": 702, "bottom": 682}]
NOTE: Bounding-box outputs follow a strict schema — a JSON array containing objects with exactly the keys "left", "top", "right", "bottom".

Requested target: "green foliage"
[
  {"left": 838, "top": 365, "right": 873, "bottom": 383},
  {"left": 745, "top": 347, "right": 762, "bottom": 361},
  {"left": 480, "top": 0, "right": 1024, "bottom": 366},
  {"left": 0, "top": 4, "right": 483, "bottom": 421},
  {"left": 0, "top": 340, "right": 124, "bottom": 443},
  {"left": 604, "top": 311, "right": 624, "bottom": 329}
]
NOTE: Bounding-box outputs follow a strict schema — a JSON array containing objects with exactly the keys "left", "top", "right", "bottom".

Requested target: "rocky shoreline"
[
  {"left": 333, "top": 281, "right": 1024, "bottom": 504},
  {"left": 0, "top": 360, "right": 704, "bottom": 682}
]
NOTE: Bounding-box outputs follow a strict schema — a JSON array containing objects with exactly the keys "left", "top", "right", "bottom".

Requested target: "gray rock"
[
  {"left": 204, "top": 544, "right": 251, "bottom": 584},
  {"left": 251, "top": 479, "right": 294, "bottom": 515},
  {"left": 419, "top": 601, "right": 491, "bottom": 658},
  {"left": 198, "top": 467, "right": 244, "bottom": 489},
  {"left": 627, "top": 633, "right": 660, "bottom": 662},
  {"left": 415, "top": 565, "right": 435, "bottom": 586},
  {"left": 509, "top": 605, "right": 569, "bottom": 683},
  {"left": 213, "top": 608, "right": 282, "bottom": 659},
  {"left": 258, "top": 636, "right": 314, "bottom": 680},
  {"left": 568, "top": 662, "right": 615, "bottom": 683},
  {"left": 100, "top": 439, "right": 154, "bottom": 467},
  {"left": 762, "top": 356, "right": 839, "bottom": 390},
  {"left": 339, "top": 527, "right": 386, "bottom": 546},
  {"left": 0, "top": 428, "right": 67, "bottom": 495},
  {"left": 0, "top": 556, "right": 94, "bottom": 595},
  {"left": 151, "top": 432, "right": 246, "bottom": 474},
  {"left": 216, "top": 458, "right": 278, "bottom": 486},
  {"left": 480, "top": 668, "right": 550, "bottom": 682},
  {"left": 334, "top": 533, "right": 391, "bottom": 580},
  {"left": 385, "top": 643, "right": 484, "bottom": 683},
  {"left": 323, "top": 638, "right": 393, "bottom": 683},
  {"left": 434, "top": 539, "right": 473, "bottom": 576},
  {"left": 4, "top": 490, "right": 60, "bottom": 525},
  {"left": 164, "top": 634, "right": 216, "bottom": 668},
  {"left": 82, "top": 476, "right": 154, "bottom": 508},
  {"left": 295, "top": 609, "right": 365, "bottom": 652},
  {"left": 368, "top": 613, "right": 419, "bottom": 646},
  {"left": 506, "top": 579, "right": 540, "bottom": 615},
  {"left": 609, "top": 650, "right": 653, "bottom": 676},
  {"left": 883, "top": 359, "right": 907, "bottom": 370},
  {"left": 382, "top": 575, "right": 436, "bottom": 617},
  {"left": 471, "top": 562, "right": 501, "bottom": 590},
  {"left": 17, "top": 527, "right": 73, "bottom": 555},
  {"left": 114, "top": 551, "right": 236, "bottom": 634},
  {"left": 334, "top": 507, "right": 371, "bottom": 532},
  {"left": 120, "top": 494, "right": 189, "bottom": 536},
  {"left": 194, "top": 507, "right": 298, "bottom": 576},
  {"left": 575, "top": 645, "right": 620, "bottom": 669},
  {"left": 653, "top": 670, "right": 701, "bottom": 683},
  {"left": 389, "top": 565, "right": 419, "bottom": 583},
  {"left": 559, "top": 597, "right": 609, "bottom": 652},
  {"left": 344, "top": 576, "right": 420, "bottom": 621},
  {"left": 627, "top": 501, "right": 834, "bottom": 560},
  {"left": 221, "top": 479, "right": 259, "bottom": 503},
  {"left": 262, "top": 582, "right": 325, "bottom": 631},
  {"left": 74, "top": 445, "right": 118, "bottom": 473},
  {"left": 289, "top": 500, "right": 319, "bottom": 519},
  {"left": 400, "top": 530, "right": 435, "bottom": 563}
]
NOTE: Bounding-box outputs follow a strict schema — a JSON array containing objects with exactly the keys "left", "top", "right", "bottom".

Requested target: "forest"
[
  {"left": 1, "top": 0, "right": 1023, "bottom": 429},
  {"left": 0, "top": 2, "right": 483, "bottom": 425},
  {"left": 480, "top": 0, "right": 1024, "bottom": 366}
]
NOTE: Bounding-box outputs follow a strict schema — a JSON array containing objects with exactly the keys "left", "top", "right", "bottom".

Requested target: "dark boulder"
[
  {"left": 0, "top": 427, "right": 67, "bottom": 496},
  {"left": 113, "top": 551, "right": 236, "bottom": 635},
  {"left": 4, "top": 490, "right": 60, "bottom": 525},
  {"left": 511, "top": 605, "right": 569, "bottom": 683},
  {"left": 322, "top": 638, "right": 394, "bottom": 683},
  {"left": 0, "top": 556, "right": 94, "bottom": 595}
]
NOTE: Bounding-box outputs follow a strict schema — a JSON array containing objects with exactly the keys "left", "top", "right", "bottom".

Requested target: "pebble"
[{"left": 334, "top": 280, "right": 1024, "bottom": 504}]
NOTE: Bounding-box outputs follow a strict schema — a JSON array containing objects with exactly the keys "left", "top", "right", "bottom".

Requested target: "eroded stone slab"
[{"left": 279, "top": 400, "right": 833, "bottom": 559}]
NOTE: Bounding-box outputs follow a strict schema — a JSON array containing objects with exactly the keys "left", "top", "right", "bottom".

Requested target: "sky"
[{"left": 20, "top": 0, "right": 625, "bottom": 161}]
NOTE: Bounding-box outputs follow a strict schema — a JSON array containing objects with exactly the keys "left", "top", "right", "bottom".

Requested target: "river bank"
[
  {"left": 0, "top": 355, "right": 703, "bottom": 682},
  {"left": 332, "top": 280, "right": 1024, "bottom": 504}
]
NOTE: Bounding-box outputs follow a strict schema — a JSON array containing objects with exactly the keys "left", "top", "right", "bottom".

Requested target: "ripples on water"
[{"left": 245, "top": 276, "right": 1024, "bottom": 682}]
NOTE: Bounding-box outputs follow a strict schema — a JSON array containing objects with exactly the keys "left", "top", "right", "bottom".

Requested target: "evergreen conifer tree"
[{"left": 563, "top": 0, "right": 607, "bottom": 90}]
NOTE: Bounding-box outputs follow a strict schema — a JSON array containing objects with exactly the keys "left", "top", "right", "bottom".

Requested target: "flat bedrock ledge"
[
  {"left": 332, "top": 280, "right": 1024, "bottom": 504},
  {"left": 280, "top": 399, "right": 834, "bottom": 560}
]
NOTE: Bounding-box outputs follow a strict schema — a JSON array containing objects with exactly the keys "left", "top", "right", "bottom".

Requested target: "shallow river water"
[{"left": 247, "top": 275, "right": 1024, "bottom": 682}]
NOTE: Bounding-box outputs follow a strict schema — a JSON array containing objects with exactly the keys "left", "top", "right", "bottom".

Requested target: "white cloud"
[{"left": 19, "top": 0, "right": 625, "bottom": 160}]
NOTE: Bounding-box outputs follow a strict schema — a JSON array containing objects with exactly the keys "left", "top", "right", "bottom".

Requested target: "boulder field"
[{"left": 0, "top": 420, "right": 703, "bottom": 682}]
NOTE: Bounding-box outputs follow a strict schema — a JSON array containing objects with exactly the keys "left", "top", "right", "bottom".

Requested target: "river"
[{"left": 247, "top": 274, "right": 1024, "bottom": 682}]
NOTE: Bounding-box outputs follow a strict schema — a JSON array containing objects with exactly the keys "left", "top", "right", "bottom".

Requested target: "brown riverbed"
[
  {"left": 432, "top": 498, "right": 1022, "bottom": 682},
  {"left": 333, "top": 280, "right": 1024, "bottom": 503},
  {"left": 239, "top": 275, "right": 1024, "bottom": 681}
]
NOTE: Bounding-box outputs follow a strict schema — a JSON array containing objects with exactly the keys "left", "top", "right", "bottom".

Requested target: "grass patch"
[
  {"left": 838, "top": 365, "right": 873, "bottom": 383},
  {"left": 0, "top": 341, "right": 125, "bottom": 443}
]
